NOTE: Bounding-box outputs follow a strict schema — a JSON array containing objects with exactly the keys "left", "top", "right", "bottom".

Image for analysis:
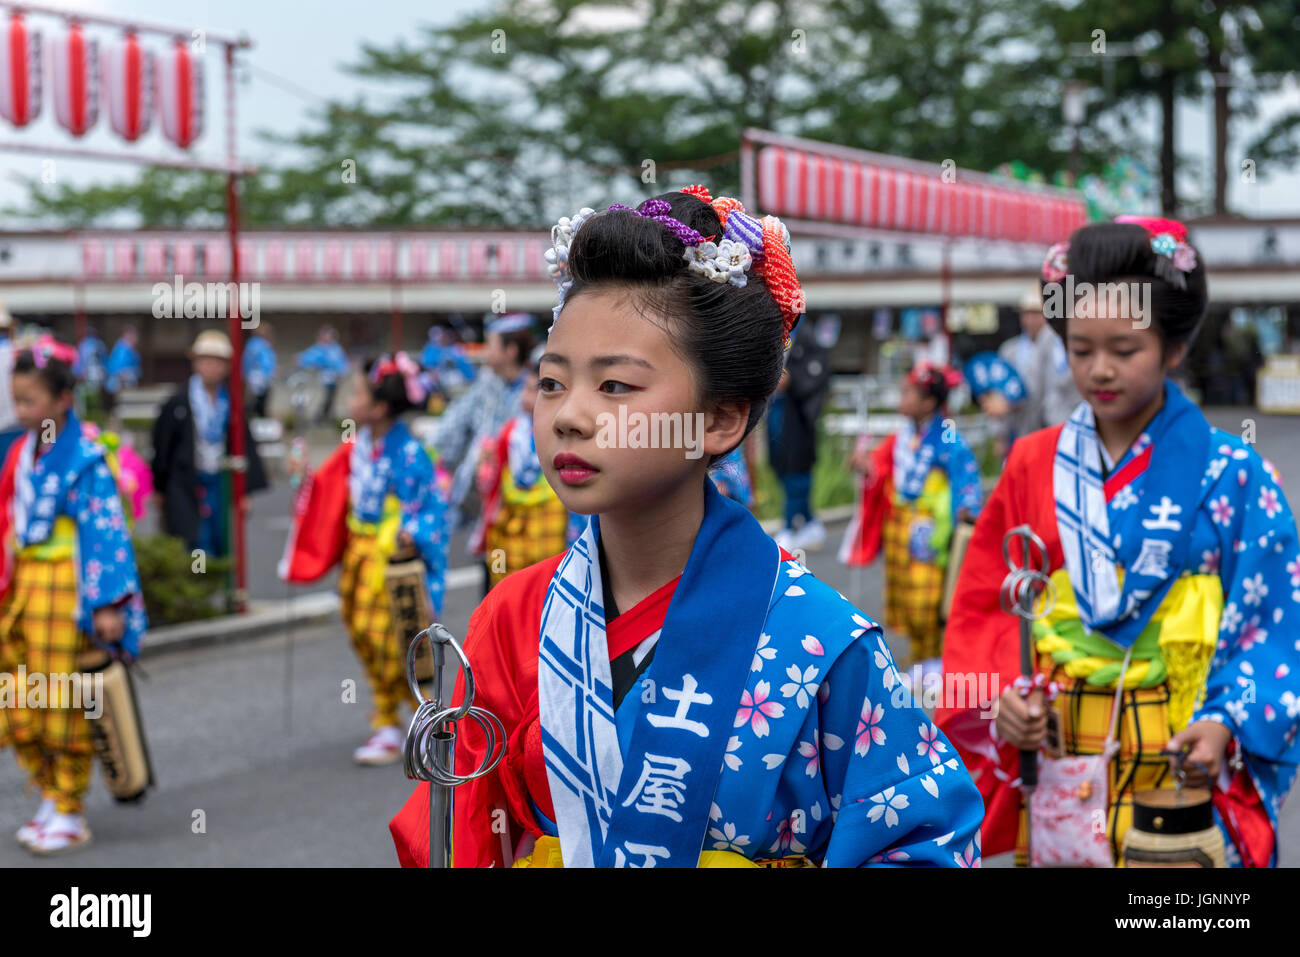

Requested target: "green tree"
[{"left": 8, "top": 0, "right": 1149, "bottom": 228}]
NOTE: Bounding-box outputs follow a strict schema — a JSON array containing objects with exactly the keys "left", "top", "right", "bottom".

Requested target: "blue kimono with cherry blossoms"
[
  {"left": 4, "top": 410, "right": 147, "bottom": 659},
  {"left": 411, "top": 478, "right": 986, "bottom": 867},
  {"left": 349, "top": 421, "right": 449, "bottom": 614}
]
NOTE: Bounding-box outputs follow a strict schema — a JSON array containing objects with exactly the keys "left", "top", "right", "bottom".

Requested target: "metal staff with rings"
[
  {"left": 998, "top": 524, "right": 1056, "bottom": 866},
  {"left": 402, "top": 623, "right": 507, "bottom": 868}
]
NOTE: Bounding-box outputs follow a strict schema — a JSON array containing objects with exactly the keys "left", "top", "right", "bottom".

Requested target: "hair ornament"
[
  {"left": 1114, "top": 214, "right": 1197, "bottom": 291},
  {"left": 1041, "top": 241, "right": 1070, "bottom": 283},
  {"left": 369, "top": 351, "right": 428, "bottom": 405},
  {"left": 31, "top": 335, "right": 78, "bottom": 370}
]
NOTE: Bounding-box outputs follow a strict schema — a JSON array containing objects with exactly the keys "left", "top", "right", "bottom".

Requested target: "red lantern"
[
  {"left": 0, "top": 13, "right": 42, "bottom": 128},
  {"left": 51, "top": 21, "right": 98, "bottom": 136},
  {"left": 158, "top": 39, "right": 203, "bottom": 149},
  {"left": 104, "top": 31, "right": 153, "bottom": 142}
]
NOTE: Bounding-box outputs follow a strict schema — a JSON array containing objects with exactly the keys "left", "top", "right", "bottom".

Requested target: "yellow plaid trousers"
[
  {"left": 339, "top": 532, "right": 419, "bottom": 730},
  {"left": 0, "top": 555, "right": 95, "bottom": 814}
]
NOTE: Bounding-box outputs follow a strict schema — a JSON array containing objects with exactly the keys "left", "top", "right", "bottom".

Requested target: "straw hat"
[
  {"left": 190, "top": 329, "right": 233, "bottom": 360},
  {"left": 1018, "top": 282, "right": 1043, "bottom": 312}
]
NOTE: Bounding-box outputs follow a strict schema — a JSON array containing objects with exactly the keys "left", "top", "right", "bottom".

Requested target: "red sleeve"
[
  {"left": 842, "top": 434, "right": 895, "bottom": 566},
  {"left": 937, "top": 425, "right": 1065, "bottom": 857},
  {"left": 280, "top": 441, "right": 351, "bottom": 582},
  {"left": 389, "top": 553, "right": 564, "bottom": 868}
]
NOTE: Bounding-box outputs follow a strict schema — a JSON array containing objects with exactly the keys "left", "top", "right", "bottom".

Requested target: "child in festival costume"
[
  {"left": 0, "top": 337, "right": 147, "bottom": 855},
  {"left": 390, "top": 188, "right": 984, "bottom": 868},
  {"left": 280, "top": 354, "right": 448, "bottom": 765},
  {"left": 474, "top": 348, "right": 571, "bottom": 590},
  {"left": 839, "top": 363, "right": 982, "bottom": 666},
  {"left": 939, "top": 217, "right": 1300, "bottom": 867}
]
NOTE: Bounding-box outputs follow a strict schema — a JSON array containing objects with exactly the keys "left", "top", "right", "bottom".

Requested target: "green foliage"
[
  {"left": 7, "top": 0, "right": 1127, "bottom": 229},
  {"left": 132, "top": 533, "right": 232, "bottom": 626}
]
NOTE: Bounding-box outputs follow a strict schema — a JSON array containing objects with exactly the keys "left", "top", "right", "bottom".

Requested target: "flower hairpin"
[
  {"left": 31, "top": 335, "right": 79, "bottom": 369},
  {"left": 1115, "top": 214, "right": 1198, "bottom": 291},
  {"left": 370, "top": 351, "right": 428, "bottom": 405},
  {"left": 1041, "top": 241, "right": 1069, "bottom": 283},
  {"left": 543, "top": 189, "right": 805, "bottom": 348}
]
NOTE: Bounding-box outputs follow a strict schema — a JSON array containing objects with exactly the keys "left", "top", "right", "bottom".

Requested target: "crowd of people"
[{"left": 0, "top": 195, "right": 1296, "bottom": 869}]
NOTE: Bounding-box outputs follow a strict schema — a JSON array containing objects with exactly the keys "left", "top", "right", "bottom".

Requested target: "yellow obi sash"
[
  {"left": 500, "top": 463, "right": 558, "bottom": 508},
  {"left": 512, "top": 834, "right": 816, "bottom": 869},
  {"left": 346, "top": 494, "right": 403, "bottom": 544},
  {"left": 346, "top": 495, "right": 404, "bottom": 593},
  {"left": 1032, "top": 568, "right": 1222, "bottom": 732},
  {"left": 18, "top": 515, "right": 77, "bottom": 562},
  {"left": 890, "top": 468, "right": 954, "bottom": 568}
]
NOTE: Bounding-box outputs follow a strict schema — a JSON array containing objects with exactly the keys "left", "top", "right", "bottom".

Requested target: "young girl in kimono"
[
  {"left": 282, "top": 354, "right": 448, "bottom": 765},
  {"left": 473, "top": 348, "right": 571, "bottom": 590},
  {"left": 390, "top": 187, "right": 984, "bottom": 868},
  {"left": 839, "top": 363, "right": 982, "bottom": 666},
  {"left": 939, "top": 217, "right": 1300, "bottom": 867},
  {"left": 0, "top": 338, "right": 147, "bottom": 855}
]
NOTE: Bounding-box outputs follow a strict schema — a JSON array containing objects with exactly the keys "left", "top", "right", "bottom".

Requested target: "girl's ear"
[
  {"left": 1163, "top": 340, "right": 1189, "bottom": 372},
  {"left": 702, "top": 400, "right": 750, "bottom": 459}
]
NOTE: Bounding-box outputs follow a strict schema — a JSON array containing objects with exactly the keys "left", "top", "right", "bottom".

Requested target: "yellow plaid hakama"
[
  {"left": 883, "top": 497, "right": 946, "bottom": 663},
  {"left": 1013, "top": 663, "right": 1175, "bottom": 867},
  {"left": 0, "top": 542, "right": 95, "bottom": 815},
  {"left": 339, "top": 504, "right": 418, "bottom": 730},
  {"left": 484, "top": 466, "right": 568, "bottom": 589},
  {"left": 1013, "top": 572, "right": 1222, "bottom": 866}
]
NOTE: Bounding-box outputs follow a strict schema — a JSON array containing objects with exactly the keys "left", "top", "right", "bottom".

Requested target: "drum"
[
  {"left": 384, "top": 549, "right": 435, "bottom": 684},
  {"left": 1122, "top": 787, "right": 1226, "bottom": 868},
  {"left": 78, "top": 649, "right": 155, "bottom": 803}
]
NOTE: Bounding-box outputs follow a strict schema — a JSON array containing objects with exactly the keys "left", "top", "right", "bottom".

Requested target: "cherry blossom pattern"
[
  {"left": 780, "top": 663, "right": 821, "bottom": 709},
  {"left": 1238, "top": 616, "right": 1268, "bottom": 652},
  {"left": 735, "top": 680, "right": 786, "bottom": 738},
  {"left": 724, "top": 735, "right": 743, "bottom": 771},
  {"left": 954, "top": 836, "right": 980, "bottom": 867},
  {"left": 752, "top": 632, "right": 776, "bottom": 672},
  {"left": 856, "top": 697, "right": 887, "bottom": 755},
  {"left": 866, "top": 787, "right": 909, "bottom": 828},
  {"left": 769, "top": 816, "right": 807, "bottom": 855},
  {"left": 1243, "top": 573, "right": 1269, "bottom": 607},
  {"left": 1210, "top": 496, "right": 1235, "bottom": 526},
  {"left": 709, "top": 821, "right": 752, "bottom": 854},
  {"left": 1112, "top": 485, "right": 1138, "bottom": 510},
  {"left": 1259, "top": 486, "right": 1283, "bottom": 519},
  {"left": 1220, "top": 602, "right": 1243, "bottom": 635},
  {"left": 917, "top": 722, "right": 949, "bottom": 766}
]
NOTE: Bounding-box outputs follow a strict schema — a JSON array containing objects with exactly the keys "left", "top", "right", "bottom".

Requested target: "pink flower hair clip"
[{"left": 1041, "top": 241, "right": 1069, "bottom": 283}]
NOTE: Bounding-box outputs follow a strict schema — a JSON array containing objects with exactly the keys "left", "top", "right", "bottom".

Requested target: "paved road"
[{"left": 1, "top": 407, "right": 1296, "bottom": 866}]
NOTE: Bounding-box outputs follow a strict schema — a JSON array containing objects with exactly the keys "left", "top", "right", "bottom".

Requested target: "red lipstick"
[{"left": 552, "top": 452, "right": 600, "bottom": 485}]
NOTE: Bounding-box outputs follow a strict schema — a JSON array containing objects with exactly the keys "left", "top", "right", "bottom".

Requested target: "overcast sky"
[{"left": 1, "top": 0, "right": 1297, "bottom": 222}]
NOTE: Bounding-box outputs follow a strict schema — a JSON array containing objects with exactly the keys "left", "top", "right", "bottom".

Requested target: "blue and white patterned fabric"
[
  {"left": 1053, "top": 380, "right": 1208, "bottom": 647},
  {"left": 10, "top": 410, "right": 147, "bottom": 658},
  {"left": 537, "top": 479, "right": 985, "bottom": 867},
  {"left": 348, "top": 421, "right": 450, "bottom": 615},
  {"left": 963, "top": 351, "right": 1026, "bottom": 403}
]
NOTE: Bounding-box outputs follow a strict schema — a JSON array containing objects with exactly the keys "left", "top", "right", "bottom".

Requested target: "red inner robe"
[{"left": 389, "top": 544, "right": 797, "bottom": 868}]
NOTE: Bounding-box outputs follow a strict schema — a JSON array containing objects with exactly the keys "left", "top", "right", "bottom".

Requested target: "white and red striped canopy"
[
  {"left": 0, "top": 13, "right": 42, "bottom": 128},
  {"left": 157, "top": 39, "right": 202, "bottom": 149},
  {"left": 51, "top": 22, "right": 98, "bottom": 137},
  {"left": 103, "top": 31, "right": 152, "bottom": 141},
  {"left": 754, "top": 137, "right": 1086, "bottom": 245}
]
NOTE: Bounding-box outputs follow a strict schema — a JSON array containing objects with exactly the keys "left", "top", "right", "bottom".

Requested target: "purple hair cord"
[{"left": 607, "top": 199, "right": 712, "bottom": 246}]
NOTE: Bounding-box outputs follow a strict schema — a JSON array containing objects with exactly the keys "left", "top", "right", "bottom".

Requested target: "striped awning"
[{"left": 746, "top": 129, "right": 1086, "bottom": 245}]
